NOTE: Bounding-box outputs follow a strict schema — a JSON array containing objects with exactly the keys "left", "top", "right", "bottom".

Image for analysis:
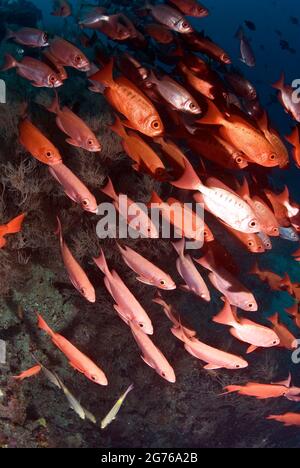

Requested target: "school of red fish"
[{"left": 2, "top": 0, "right": 300, "bottom": 430}]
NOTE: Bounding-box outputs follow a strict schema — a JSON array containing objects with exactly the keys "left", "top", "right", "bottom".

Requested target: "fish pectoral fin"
[
  {"left": 246, "top": 345, "right": 258, "bottom": 354},
  {"left": 141, "top": 355, "right": 155, "bottom": 369},
  {"left": 204, "top": 364, "right": 222, "bottom": 370},
  {"left": 122, "top": 120, "right": 138, "bottom": 131},
  {"left": 136, "top": 276, "right": 154, "bottom": 286},
  {"left": 113, "top": 305, "right": 129, "bottom": 324},
  {"left": 69, "top": 361, "right": 85, "bottom": 374},
  {"left": 66, "top": 138, "right": 82, "bottom": 148}
]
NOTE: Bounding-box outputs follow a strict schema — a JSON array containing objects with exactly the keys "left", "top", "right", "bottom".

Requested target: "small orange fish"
[
  {"left": 110, "top": 116, "right": 166, "bottom": 178},
  {"left": 187, "top": 132, "right": 248, "bottom": 170},
  {"left": 117, "top": 243, "right": 176, "bottom": 290},
  {"left": 13, "top": 365, "right": 42, "bottom": 381},
  {"left": 101, "top": 177, "right": 159, "bottom": 239},
  {"left": 250, "top": 263, "right": 291, "bottom": 292},
  {"left": 145, "top": 23, "right": 174, "bottom": 44},
  {"left": 46, "top": 92, "right": 101, "bottom": 152},
  {"left": 130, "top": 321, "right": 176, "bottom": 383},
  {"left": 48, "top": 37, "right": 90, "bottom": 71},
  {"left": 267, "top": 413, "right": 300, "bottom": 427},
  {"left": 90, "top": 59, "right": 164, "bottom": 137},
  {"left": 172, "top": 239, "right": 210, "bottom": 300},
  {"left": 286, "top": 125, "right": 300, "bottom": 169},
  {"left": 37, "top": 314, "right": 108, "bottom": 385},
  {"left": 198, "top": 98, "right": 280, "bottom": 167},
  {"left": 172, "top": 323, "right": 248, "bottom": 370},
  {"left": 184, "top": 32, "right": 231, "bottom": 64},
  {"left": 56, "top": 217, "right": 96, "bottom": 303},
  {"left": 0, "top": 214, "right": 26, "bottom": 249},
  {"left": 223, "top": 375, "right": 293, "bottom": 400},
  {"left": 224, "top": 224, "right": 265, "bottom": 253},
  {"left": 268, "top": 313, "right": 298, "bottom": 350},
  {"left": 19, "top": 118, "right": 62, "bottom": 166},
  {"left": 257, "top": 111, "right": 289, "bottom": 168},
  {"left": 213, "top": 299, "right": 280, "bottom": 353}
]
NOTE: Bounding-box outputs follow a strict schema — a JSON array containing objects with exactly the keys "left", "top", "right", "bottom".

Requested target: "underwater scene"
[{"left": 1, "top": 0, "right": 300, "bottom": 450}]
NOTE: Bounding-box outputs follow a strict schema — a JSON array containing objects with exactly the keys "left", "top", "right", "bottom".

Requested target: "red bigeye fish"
[
  {"left": 5, "top": 27, "right": 49, "bottom": 48},
  {"left": 264, "top": 188, "right": 291, "bottom": 227},
  {"left": 49, "top": 163, "right": 98, "bottom": 213},
  {"left": 172, "top": 324, "right": 248, "bottom": 370},
  {"left": 37, "top": 314, "right": 108, "bottom": 385},
  {"left": 178, "top": 62, "right": 215, "bottom": 100},
  {"left": 235, "top": 27, "right": 256, "bottom": 67},
  {"left": 56, "top": 217, "right": 96, "bottom": 303},
  {"left": 224, "top": 70, "right": 257, "bottom": 101},
  {"left": 145, "top": 3, "right": 194, "bottom": 34},
  {"left": 0, "top": 214, "right": 26, "bottom": 249},
  {"left": 52, "top": 0, "right": 72, "bottom": 17},
  {"left": 154, "top": 137, "right": 187, "bottom": 178},
  {"left": 129, "top": 322, "right": 176, "bottom": 383},
  {"left": 273, "top": 73, "right": 300, "bottom": 123},
  {"left": 198, "top": 99, "right": 280, "bottom": 167},
  {"left": 109, "top": 116, "right": 166, "bottom": 179},
  {"left": 236, "top": 179, "right": 280, "bottom": 237},
  {"left": 250, "top": 263, "right": 292, "bottom": 293},
  {"left": 224, "top": 224, "right": 265, "bottom": 254},
  {"left": 93, "top": 249, "right": 153, "bottom": 335},
  {"left": 13, "top": 365, "right": 42, "bottom": 381},
  {"left": 268, "top": 313, "right": 298, "bottom": 351},
  {"left": 286, "top": 125, "right": 300, "bottom": 168},
  {"left": 256, "top": 112, "right": 289, "bottom": 168},
  {"left": 168, "top": 0, "right": 209, "bottom": 17},
  {"left": 45, "top": 92, "right": 102, "bottom": 152},
  {"left": 223, "top": 375, "right": 292, "bottom": 400},
  {"left": 19, "top": 118, "right": 62, "bottom": 166},
  {"left": 195, "top": 251, "right": 258, "bottom": 312},
  {"left": 153, "top": 292, "right": 196, "bottom": 338},
  {"left": 172, "top": 239, "right": 210, "bottom": 301},
  {"left": 117, "top": 243, "right": 176, "bottom": 290},
  {"left": 90, "top": 60, "right": 164, "bottom": 138},
  {"left": 267, "top": 413, "right": 300, "bottom": 427},
  {"left": 1, "top": 55, "right": 63, "bottom": 88},
  {"left": 187, "top": 132, "right": 248, "bottom": 170},
  {"left": 183, "top": 33, "right": 231, "bottom": 64},
  {"left": 213, "top": 299, "right": 280, "bottom": 354},
  {"left": 100, "top": 177, "right": 159, "bottom": 239},
  {"left": 146, "top": 71, "right": 202, "bottom": 115},
  {"left": 149, "top": 192, "right": 205, "bottom": 243},
  {"left": 48, "top": 38, "right": 90, "bottom": 72},
  {"left": 145, "top": 23, "right": 174, "bottom": 44}
]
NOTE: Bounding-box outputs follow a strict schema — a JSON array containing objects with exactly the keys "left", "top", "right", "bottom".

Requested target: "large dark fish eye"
[
  {"left": 139, "top": 323, "right": 144, "bottom": 328},
  {"left": 151, "top": 120, "right": 160, "bottom": 130},
  {"left": 235, "top": 364, "right": 241, "bottom": 369},
  {"left": 182, "top": 21, "right": 189, "bottom": 29},
  {"left": 269, "top": 153, "right": 276, "bottom": 161},
  {"left": 43, "top": 33, "right": 49, "bottom": 43},
  {"left": 46, "top": 151, "right": 53, "bottom": 159},
  {"left": 82, "top": 199, "right": 90, "bottom": 207},
  {"left": 160, "top": 280, "right": 166, "bottom": 286},
  {"left": 248, "top": 241, "right": 254, "bottom": 247},
  {"left": 49, "top": 75, "right": 56, "bottom": 83},
  {"left": 91, "top": 375, "right": 97, "bottom": 382},
  {"left": 88, "top": 139, "right": 94, "bottom": 146},
  {"left": 273, "top": 340, "right": 278, "bottom": 345},
  {"left": 161, "top": 372, "right": 166, "bottom": 378},
  {"left": 249, "top": 220, "right": 257, "bottom": 228},
  {"left": 75, "top": 55, "right": 82, "bottom": 63},
  {"left": 248, "top": 303, "right": 254, "bottom": 309}
]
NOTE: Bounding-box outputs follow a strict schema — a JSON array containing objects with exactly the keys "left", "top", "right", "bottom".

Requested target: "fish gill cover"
[{"left": 0, "top": 0, "right": 300, "bottom": 449}]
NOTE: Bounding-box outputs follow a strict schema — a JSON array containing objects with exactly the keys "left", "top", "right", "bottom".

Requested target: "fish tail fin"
[
  {"left": 6, "top": 213, "right": 26, "bottom": 235},
  {"left": 172, "top": 238, "right": 186, "bottom": 257},
  {"left": 266, "top": 415, "right": 277, "bottom": 421},
  {"left": 90, "top": 59, "right": 114, "bottom": 87},
  {"left": 93, "top": 249, "right": 110, "bottom": 276},
  {"left": 197, "top": 99, "right": 224, "bottom": 126},
  {"left": 272, "top": 72, "right": 285, "bottom": 91},
  {"left": 55, "top": 216, "right": 64, "bottom": 247},
  {"left": 235, "top": 26, "right": 244, "bottom": 39},
  {"left": 101, "top": 177, "right": 118, "bottom": 201},
  {"left": 286, "top": 126, "right": 299, "bottom": 148},
  {"left": 1, "top": 54, "right": 17, "bottom": 71},
  {"left": 37, "top": 314, "right": 55, "bottom": 338},
  {"left": 276, "top": 186, "right": 290, "bottom": 205},
  {"left": 213, "top": 299, "right": 237, "bottom": 326},
  {"left": 110, "top": 115, "right": 127, "bottom": 138},
  {"left": 172, "top": 157, "right": 203, "bottom": 191},
  {"left": 47, "top": 90, "right": 60, "bottom": 114},
  {"left": 237, "top": 177, "right": 250, "bottom": 199},
  {"left": 268, "top": 313, "right": 279, "bottom": 326}
]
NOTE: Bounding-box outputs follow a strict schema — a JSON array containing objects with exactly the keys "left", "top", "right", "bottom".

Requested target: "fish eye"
[
  {"left": 139, "top": 323, "right": 144, "bottom": 328},
  {"left": 161, "top": 372, "right": 166, "bottom": 378},
  {"left": 248, "top": 303, "right": 254, "bottom": 309},
  {"left": 235, "top": 364, "right": 241, "bottom": 369},
  {"left": 160, "top": 280, "right": 166, "bottom": 286},
  {"left": 269, "top": 153, "right": 276, "bottom": 161},
  {"left": 248, "top": 241, "right": 254, "bottom": 247},
  {"left": 46, "top": 151, "right": 53, "bottom": 159},
  {"left": 43, "top": 33, "right": 49, "bottom": 42},
  {"left": 273, "top": 228, "right": 279, "bottom": 234},
  {"left": 189, "top": 102, "right": 196, "bottom": 110},
  {"left": 266, "top": 243, "right": 271, "bottom": 248},
  {"left": 249, "top": 220, "right": 257, "bottom": 228},
  {"left": 236, "top": 156, "right": 243, "bottom": 164},
  {"left": 204, "top": 230, "right": 208, "bottom": 237},
  {"left": 82, "top": 199, "right": 90, "bottom": 208},
  {"left": 273, "top": 340, "right": 278, "bottom": 345},
  {"left": 182, "top": 21, "right": 189, "bottom": 29},
  {"left": 91, "top": 375, "right": 98, "bottom": 382},
  {"left": 88, "top": 139, "right": 94, "bottom": 146},
  {"left": 75, "top": 55, "right": 82, "bottom": 63},
  {"left": 49, "top": 74, "right": 56, "bottom": 83},
  {"left": 151, "top": 120, "right": 160, "bottom": 130}
]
